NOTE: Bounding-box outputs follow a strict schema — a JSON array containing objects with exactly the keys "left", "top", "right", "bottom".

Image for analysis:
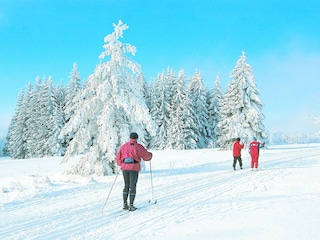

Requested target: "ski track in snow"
[{"left": 1, "top": 144, "right": 320, "bottom": 239}]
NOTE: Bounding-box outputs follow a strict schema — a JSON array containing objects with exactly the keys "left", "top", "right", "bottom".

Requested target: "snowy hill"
[{"left": 1, "top": 144, "right": 320, "bottom": 239}]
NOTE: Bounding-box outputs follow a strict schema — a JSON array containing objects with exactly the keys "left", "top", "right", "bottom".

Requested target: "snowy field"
[{"left": 1, "top": 143, "right": 320, "bottom": 240}]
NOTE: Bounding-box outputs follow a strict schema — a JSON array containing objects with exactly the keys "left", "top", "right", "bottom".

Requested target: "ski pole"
[
  {"left": 149, "top": 161, "right": 157, "bottom": 204},
  {"left": 101, "top": 168, "right": 120, "bottom": 213}
]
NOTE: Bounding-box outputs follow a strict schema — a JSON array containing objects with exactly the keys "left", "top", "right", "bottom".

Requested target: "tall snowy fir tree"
[
  {"left": 60, "top": 20, "right": 154, "bottom": 175},
  {"left": 8, "top": 91, "right": 27, "bottom": 159},
  {"left": 149, "top": 69, "right": 173, "bottom": 149},
  {"left": 8, "top": 77, "right": 66, "bottom": 158},
  {"left": 64, "top": 63, "right": 82, "bottom": 123},
  {"left": 206, "top": 73, "right": 223, "bottom": 147},
  {"left": 162, "top": 68, "right": 176, "bottom": 148},
  {"left": 59, "top": 63, "right": 82, "bottom": 154},
  {"left": 37, "top": 77, "right": 59, "bottom": 157},
  {"left": 23, "top": 78, "right": 40, "bottom": 158},
  {"left": 166, "top": 70, "right": 194, "bottom": 149},
  {"left": 144, "top": 79, "right": 155, "bottom": 147},
  {"left": 188, "top": 70, "right": 209, "bottom": 149},
  {"left": 217, "top": 52, "right": 266, "bottom": 149},
  {"left": 51, "top": 84, "right": 66, "bottom": 156},
  {"left": 136, "top": 72, "right": 153, "bottom": 146}
]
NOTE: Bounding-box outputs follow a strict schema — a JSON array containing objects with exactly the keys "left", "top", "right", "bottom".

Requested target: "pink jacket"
[{"left": 116, "top": 139, "right": 153, "bottom": 172}]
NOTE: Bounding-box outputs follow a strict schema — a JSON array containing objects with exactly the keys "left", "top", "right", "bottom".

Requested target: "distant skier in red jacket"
[
  {"left": 116, "top": 132, "right": 153, "bottom": 211},
  {"left": 233, "top": 138, "right": 244, "bottom": 170},
  {"left": 249, "top": 137, "right": 265, "bottom": 171}
]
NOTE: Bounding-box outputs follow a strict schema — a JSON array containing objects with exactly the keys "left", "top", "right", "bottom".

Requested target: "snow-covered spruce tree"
[
  {"left": 58, "top": 63, "right": 82, "bottom": 154},
  {"left": 64, "top": 63, "right": 82, "bottom": 123},
  {"left": 206, "top": 73, "right": 223, "bottom": 147},
  {"left": 166, "top": 70, "right": 194, "bottom": 149},
  {"left": 9, "top": 76, "right": 67, "bottom": 158},
  {"left": 188, "top": 70, "right": 209, "bottom": 149},
  {"left": 217, "top": 52, "right": 266, "bottom": 149},
  {"left": 24, "top": 78, "right": 42, "bottom": 158},
  {"left": 8, "top": 90, "right": 27, "bottom": 159},
  {"left": 37, "top": 77, "right": 58, "bottom": 157},
  {"left": 205, "top": 86, "right": 215, "bottom": 148},
  {"left": 25, "top": 77, "right": 48, "bottom": 158},
  {"left": 162, "top": 68, "right": 176, "bottom": 148},
  {"left": 136, "top": 72, "right": 153, "bottom": 147},
  {"left": 144, "top": 79, "right": 155, "bottom": 146},
  {"left": 2, "top": 134, "right": 10, "bottom": 157},
  {"left": 61, "top": 20, "right": 154, "bottom": 176},
  {"left": 11, "top": 78, "right": 41, "bottom": 158},
  {"left": 148, "top": 69, "right": 173, "bottom": 149},
  {"left": 51, "top": 84, "right": 66, "bottom": 156}
]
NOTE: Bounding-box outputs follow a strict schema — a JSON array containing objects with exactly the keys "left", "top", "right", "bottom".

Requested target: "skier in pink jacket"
[
  {"left": 249, "top": 137, "right": 265, "bottom": 171},
  {"left": 116, "top": 132, "right": 153, "bottom": 211}
]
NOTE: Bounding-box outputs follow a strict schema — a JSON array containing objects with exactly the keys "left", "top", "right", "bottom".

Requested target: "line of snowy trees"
[
  {"left": 7, "top": 76, "right": 67, "bottom": 159},
  {"left": 7, "top": 20, "right": 266, "bottom": 175}
]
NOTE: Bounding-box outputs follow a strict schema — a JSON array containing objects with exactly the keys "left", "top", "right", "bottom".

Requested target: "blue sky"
[{"left": 1, "top": 0, "right": 319, "bottom": 136}]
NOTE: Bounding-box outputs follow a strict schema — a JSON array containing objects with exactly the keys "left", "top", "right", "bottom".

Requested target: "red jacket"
[
  {"left": 233, "top": 140, "right": 244, "bottom": 157},
  {"left": 116, "top": 139, "right": 152, "bottom": 172},
  {"left": 249, "top": 141, "right": 264, "bottom": 155}
]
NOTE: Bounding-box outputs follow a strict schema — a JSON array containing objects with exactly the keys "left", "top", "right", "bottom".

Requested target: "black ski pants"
[
  {"left": 233, "top": 156, "right": 243, "bottom": 169},
  {"left": 122, "top": 170, "right": 139, "bottom": 205}
]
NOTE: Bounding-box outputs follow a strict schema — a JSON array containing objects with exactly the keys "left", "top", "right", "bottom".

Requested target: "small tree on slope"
[
  {"left": 61, "top": 20, "right": 154, "bottom": 175},
  {"left": 217, "top": 52, "right": 266, "bottom": 149}
]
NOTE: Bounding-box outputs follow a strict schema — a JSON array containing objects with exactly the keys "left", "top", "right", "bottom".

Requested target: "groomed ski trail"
[{"left": 1, "top": 144, "right": 320, "bottom": 239}]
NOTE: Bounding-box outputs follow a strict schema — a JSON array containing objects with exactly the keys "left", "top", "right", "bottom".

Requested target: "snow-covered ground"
[{"left": 1, "top": 143, "right": 320, "bottom": 240}]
